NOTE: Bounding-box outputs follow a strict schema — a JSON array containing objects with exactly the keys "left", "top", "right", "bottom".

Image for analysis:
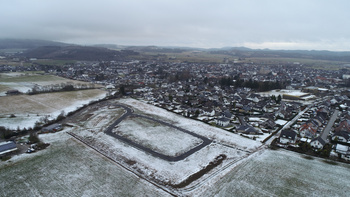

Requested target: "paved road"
[
  {"left": 238, "top": 116, "right": 247, "bottom": 126},
  {"left": 264, "top": 103, "right": 313, "bottom": 145},
  {"left": 104, "top": 104, "right": 212, "bottom": 162},
  {"left": 320, "top": 109, "right": 339, "bottom": 141}
]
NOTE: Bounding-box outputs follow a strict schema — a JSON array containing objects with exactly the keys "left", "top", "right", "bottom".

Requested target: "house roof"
[
  {"left": 0, "top": 141, "right": 17, "bottom": 154},
  {"left": 237, "top": 125, "right": 259, "bottom": 134},
  {"left": 280, "top": 129, "right": 297, "bottom": 140},
  {"left": 311, "top": 137, "right": 326, "bottom": 145},
  {"left": 43, "top": 123, "right": 62, "bottom": 131},
  {"left": 336, "top": 144, "right": 349, "bottom": 152},
  {"left": 333, "top": 130, "right": 350, "bottom": 140}
]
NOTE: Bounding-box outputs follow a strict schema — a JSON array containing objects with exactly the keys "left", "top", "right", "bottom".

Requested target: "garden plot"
[{"left": 113, "top": 116, "right": 203, "bottom": 157}]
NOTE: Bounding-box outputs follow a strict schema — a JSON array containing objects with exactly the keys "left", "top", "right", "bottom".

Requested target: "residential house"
[
  {"left": 216, "top": 117, "right": 230, "bottom": 127},
  {"left": 299, "top": 121, "right": 318, "bottom": 138},
  {"left": 335, "top": 144, "right": 350, "bottom": 159},
  {"left": 332, "top": 130, "right": 350, "bottom": 143},
  {"left": 279, "top": 129, "right": 297, "bottom": 144},
  {"left": 335, "top": 120, "right": 350, "bottom": 133},
  {"left": 310, "top": 137, "right": 327, "bottom": 149},
  {"left": 236, "top": 125, "right": 261, "bottom": 135}
]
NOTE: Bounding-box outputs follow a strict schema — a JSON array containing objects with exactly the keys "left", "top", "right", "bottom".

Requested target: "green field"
[
  {"left": 245, "top": 57, "right": 349, "bottom": 70},
  {"left": 0, "top": 72, "right": 63, "bottom": 83},
  {"left": 32, "top": 59, "right": 77, "bottom": 66},
  {"left": 139, "top": 51, "right": 237, "bottom": 63}
]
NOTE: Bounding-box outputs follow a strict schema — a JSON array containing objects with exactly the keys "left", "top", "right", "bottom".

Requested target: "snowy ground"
[
  {"left": 2, "top": 98, "right": 350, "bottom": 196},
  {"left": 0, "top": 130, "right": 171, "bottom": 197},
  {"left": 0, "top": 72, "right": 96, "bottom": 96},
  {"left": 114, "top": 116, "right": 203, "bottom": 157},
  {"left": 206, "top": 149, "right": 350, "bottom": 197},
  {"left": 118, "top": 99, "right": 261, "bottom": 151},
  {"left": 65, "top": 98, "right": 262, "bottom": 193},
  {"left": 0, "top": 89, "right": 106, "bottom": 129}
]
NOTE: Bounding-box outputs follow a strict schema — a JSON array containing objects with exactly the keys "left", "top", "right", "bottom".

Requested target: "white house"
[
  {"left": 216, "top": 117, "right": 230, "bottom": 127},
  {"left": 335, "top": 144, "right": 350, "bottom": 160},
  {"left": 310, "top": 137, "right": 326, "bottom": 149}
]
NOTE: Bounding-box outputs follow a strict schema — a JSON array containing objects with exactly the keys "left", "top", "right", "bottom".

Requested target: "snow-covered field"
[
  {"left": 0, "top": 89, "right": 106, "bottom": 129},
  {"left": 0, "top": 72, "right": 96, "bottom": 96},
  {"left": 65, "top": 98, "right": 261, "bottom": 192},
  {"left": 114, "top": 116, "right": 203, "bottom": 157},
  {"left": 0, "top": 131, "right": 171, "bottom": 197},
  {"left": 119, "top": 99, "right": 261, "bottom": 151},
  {"left": 207, "top": 149, "right": 350, "bottom": 196},
  {"left": 1, "top": 98, "right": 350, "bottom": 196}
]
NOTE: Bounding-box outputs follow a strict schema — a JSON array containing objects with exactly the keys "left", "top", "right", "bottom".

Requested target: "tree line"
[
  {"left": 219, "top": 76, "right": 287, "bottom": 92},
  {"left": 27, "top": 82, "right": 96, "bottom": 95}
]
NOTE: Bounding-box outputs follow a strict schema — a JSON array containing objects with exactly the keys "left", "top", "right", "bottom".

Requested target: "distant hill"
[
  {"left": 0, "top": 39, "right": 70, "bottom": 49},
  {"left": 208, "top": 48, "right": 350, "bottom": 62},
  {"left": 18, "top": 45, "right": 139, "bottom": 61},
  {"left": 3, "top": 38, "right": 350, "bottom": 62}
]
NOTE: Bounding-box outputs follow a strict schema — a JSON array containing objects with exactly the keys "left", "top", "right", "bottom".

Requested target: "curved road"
[{"left": 104, "top": 104, "right": 212, "bottom": 162}]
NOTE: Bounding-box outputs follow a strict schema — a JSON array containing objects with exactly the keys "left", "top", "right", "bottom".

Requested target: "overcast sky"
[{"left": 1, "top": 0, "right": 350, "bottom": 50}]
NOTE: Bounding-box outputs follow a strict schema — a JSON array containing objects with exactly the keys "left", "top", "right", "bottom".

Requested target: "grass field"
[
  {"left": 245, "top": 57, "right": 349, "bottom": 70},
  {"left": 32, "top": 59, "right": 77, "bottom": 66},
  {"left": 0, "top": 59, "right": 76, "bottom": 67},
  {"left": 142, "top": 51, "right": 236, "bottom": 63},
  {"left": 0, "top": 131, "right": 170, "bottom": 197},
  {"left": 0, "top": 72, "right": 62, "bottom": 83}
]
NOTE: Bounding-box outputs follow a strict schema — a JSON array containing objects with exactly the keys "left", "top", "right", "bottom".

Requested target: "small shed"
[{"left": 41, "top": 123, "right": 63, "bottom": 133}]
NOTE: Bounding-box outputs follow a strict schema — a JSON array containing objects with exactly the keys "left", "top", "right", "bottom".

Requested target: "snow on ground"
[
  {"left": 118, "top": 98, "right": 261, "bottom": 151},
  {"left": 87, "top": 130, "right": 244, "bottom": 185},
  {"left": 248, "top": 117, "right": 266, "bottom": 122},
  {"left": 0, "top": 82, "right": 33, "bottom": 95},
  {"left": 0, "top": 128, "right": 170, "bottom": 197},
  {"left": 275, "top": 119, "right": 288, "bottom": 126},
  {"left": 205, "top": 149, "right": 350, "bottom": 197},
  {"left": 67, "top": 98, "right": 262, "bottom": 188},
  {"left": 258, "top": 89, "right": 311, "bottom": 97},
  {"left": 0, "top": 89, "right": 106, "bottom": 129},
  {"left": 114, "top": 116, "right": 203, "bottom": 157}
]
